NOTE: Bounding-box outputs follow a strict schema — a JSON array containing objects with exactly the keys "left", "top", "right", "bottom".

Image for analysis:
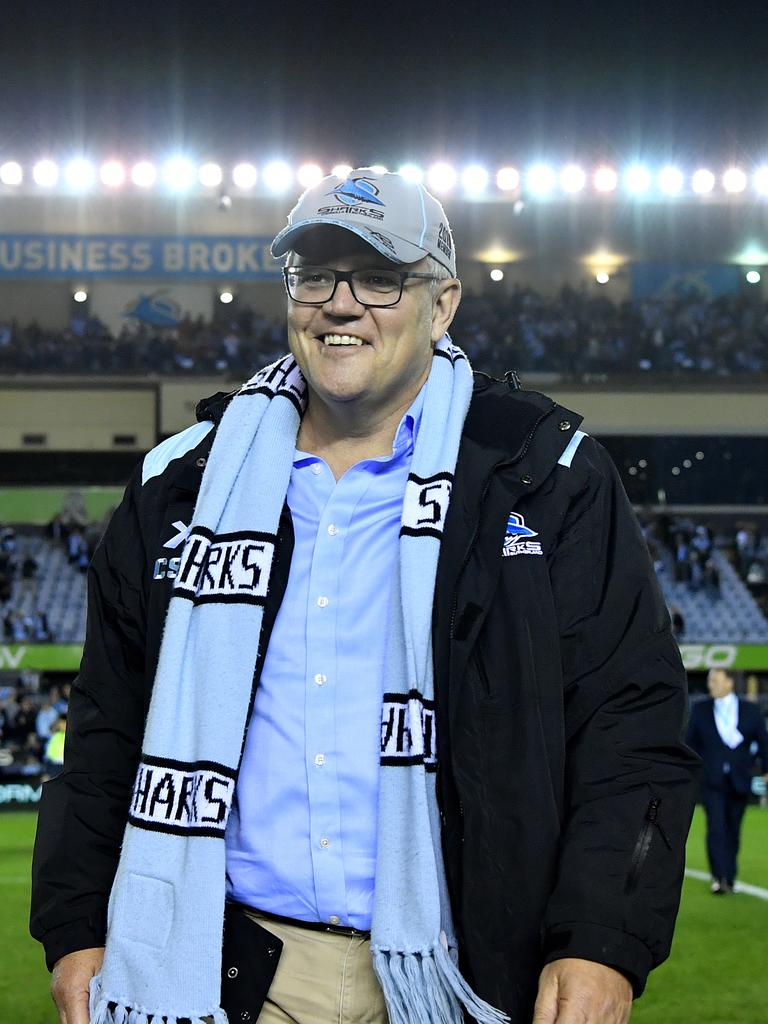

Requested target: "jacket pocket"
[
  {"left": 471, "top": 646, "right": 492, "bottom": 698},
  {"left": 624, "top": 797, "right": 672, "bottom": 895}
]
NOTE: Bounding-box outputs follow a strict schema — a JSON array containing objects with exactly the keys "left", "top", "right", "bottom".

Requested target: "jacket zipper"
[
  {"left": 448, "top": 403, "right": 555, "bottom": 640},
  {"left": 625, "top": 797, "right": 671, "bottom": 894}
]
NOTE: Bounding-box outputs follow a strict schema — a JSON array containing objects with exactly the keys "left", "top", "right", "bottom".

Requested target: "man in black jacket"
[
  {"left": 686, "top": 667, "right": 768, "bottom": 893},
  {"left": 31, "top": 168, "right": 699, "bottom": 1024}
]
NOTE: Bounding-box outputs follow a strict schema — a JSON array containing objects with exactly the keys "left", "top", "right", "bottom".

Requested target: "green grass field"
[{"left": 1, "top": 807, "right": 765, "bottom": 1023}]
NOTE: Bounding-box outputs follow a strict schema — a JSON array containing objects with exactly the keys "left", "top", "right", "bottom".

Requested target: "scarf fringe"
[
  {"left": 373, "top": 946, "right": 510, "bottom": 1024},
  {"left": 90, "top": 990, "right": 228, "bottom": 1024}
]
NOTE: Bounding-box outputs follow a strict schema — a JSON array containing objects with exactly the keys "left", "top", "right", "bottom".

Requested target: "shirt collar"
[
  {"left": 294, "top": 382, "right": 427, "bottom": 465},
  {"left": 392, "top": 381, "right": 425, "bottom": 456},
  {"left": 715, "top": 692, "right": 737, "bottom": 708}
]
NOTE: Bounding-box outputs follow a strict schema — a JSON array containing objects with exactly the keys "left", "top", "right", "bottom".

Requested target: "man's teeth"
[{"left": 322, "top": 334, "right": 365, "bottom": 346}]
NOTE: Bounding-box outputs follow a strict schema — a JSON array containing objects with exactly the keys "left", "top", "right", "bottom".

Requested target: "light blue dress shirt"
[{"left": 225, "top": 387, "right": 424, "bottom": 929}]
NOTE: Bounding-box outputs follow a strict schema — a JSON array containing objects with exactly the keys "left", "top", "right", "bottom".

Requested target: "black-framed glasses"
[{"left": 283, "top": 266, "right": 441, "bottom": 308}]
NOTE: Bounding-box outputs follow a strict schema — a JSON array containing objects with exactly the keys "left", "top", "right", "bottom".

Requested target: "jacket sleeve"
[
  {"left": 541, "top": 439, "right": 700, "bottom": 996},
  {"left": 30, "top": 467, "right": 149, "bottom": 970}
]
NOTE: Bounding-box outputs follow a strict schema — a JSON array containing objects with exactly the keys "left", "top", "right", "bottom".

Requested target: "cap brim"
[{"left": 271, "top": 218, "right": 429, "bottom": 266}]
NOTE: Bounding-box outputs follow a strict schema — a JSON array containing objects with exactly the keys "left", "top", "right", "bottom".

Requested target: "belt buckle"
[{"left": 323, "top": 921, "right": 368, "bottom": 938}]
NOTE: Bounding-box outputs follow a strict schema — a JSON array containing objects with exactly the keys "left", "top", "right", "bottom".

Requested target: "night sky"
[{"left": 1, "top": 0, "right": 768, "bottom": 166}]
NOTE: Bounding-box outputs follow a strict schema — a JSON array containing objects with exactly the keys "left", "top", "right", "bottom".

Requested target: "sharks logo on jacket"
[{"left": 502, "top": 512, "right": 543, "bottom": 558}]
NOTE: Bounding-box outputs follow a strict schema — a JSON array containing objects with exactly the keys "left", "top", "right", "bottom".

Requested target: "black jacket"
[
  {"left": 31, "top": 376, "right": 700, "bottom": 1023},
  {"left": 686, "top": 697, "right": 768, "bottom": 794}
]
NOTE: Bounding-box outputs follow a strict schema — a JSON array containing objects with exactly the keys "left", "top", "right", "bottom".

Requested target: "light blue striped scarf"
[{"left": 90, "top": 336, "right": 508, "bottom": 1024}]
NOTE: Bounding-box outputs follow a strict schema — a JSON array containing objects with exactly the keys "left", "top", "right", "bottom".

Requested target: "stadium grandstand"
[{"left": 2, "top": 154, "right": 767, "bottom": 849}]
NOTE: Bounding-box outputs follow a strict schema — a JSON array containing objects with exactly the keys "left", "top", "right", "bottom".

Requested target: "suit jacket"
[{"left": 686, "top": 697, "right": 768, "bottom": 794}]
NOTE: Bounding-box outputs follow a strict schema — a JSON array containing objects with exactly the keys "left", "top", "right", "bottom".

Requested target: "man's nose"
[{"left": 324, "top": 278, "right": 365, "bottom": 316}]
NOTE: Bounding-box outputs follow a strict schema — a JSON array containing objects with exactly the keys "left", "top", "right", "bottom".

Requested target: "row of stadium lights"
[
  {"left": 4, "top": 158, "right": 768, "bottom": 197},
  {"left": 488, "top": 267, "right": 762, "bottom": 285}
]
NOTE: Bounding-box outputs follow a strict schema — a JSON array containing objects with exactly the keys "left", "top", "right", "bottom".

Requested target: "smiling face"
[{"left": 286, "top": 228, "right": 460, "bottom": 420}]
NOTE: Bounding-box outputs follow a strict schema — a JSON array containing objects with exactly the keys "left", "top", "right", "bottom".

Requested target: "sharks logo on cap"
[
  {"left": 328, "top": 177, "right": 385, "bottom": 207},
  {"left": 502, "top": 512, "right": 543, "bottom": 558}
]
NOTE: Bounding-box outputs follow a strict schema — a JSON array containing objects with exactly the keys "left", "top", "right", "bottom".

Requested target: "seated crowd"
[
  {"left": 0, "top": 675, "right": 69, "bottom": 780},
  {"left": 641, "top": 513, "right": 768, "bottom": 638},
  {"left": 2, "top": 284, "right": 768, "bottom": 377}
]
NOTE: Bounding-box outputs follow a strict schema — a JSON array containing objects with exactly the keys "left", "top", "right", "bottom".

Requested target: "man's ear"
[{"left": 431, "top": 280, "right": 462, "bottom": 343}]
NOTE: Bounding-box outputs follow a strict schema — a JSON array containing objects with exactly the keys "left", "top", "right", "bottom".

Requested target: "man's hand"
[
  {"left": 533, "top": 957, "right": 633, "bottom": 1024},
  {"left": 51, "top": 947, "right": 104, "bottom": 1024}
]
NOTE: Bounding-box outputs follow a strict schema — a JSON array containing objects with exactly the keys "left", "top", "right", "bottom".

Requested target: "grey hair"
[{"left": 425, "top": 256, "right": 455, "bottom": 300}]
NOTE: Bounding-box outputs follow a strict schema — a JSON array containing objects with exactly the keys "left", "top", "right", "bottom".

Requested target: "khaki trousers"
[{"left": 244, "top": 910, "right": 388, "bottom": 1024}]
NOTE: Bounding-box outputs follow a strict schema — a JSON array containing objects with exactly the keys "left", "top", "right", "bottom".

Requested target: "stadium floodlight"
[
  {"left": 398, "top": 163, "right": 423, "bottom": 184},
  {"left": 219, "top": 290, "right": 234, "bottom": 304},
  {"left": 64, "top": 158, "right": 96, "bottom": 191},
  {"left": 32, "top": 159, "right": 59, "bottom": 187},
  {"left": 691, "top": 168, "right": 715, "bottom": 195},
  {"left": 595, "top": 271, "right": 610, "bottom": 284},
  {"left": 262, "top": 160, "right": 293, "bottom": 192},
  {"left": 623, "top": 164, "right": 651, "bottom": 195},
  {"left": 297, "top": 163, "right": 324, "bottom": 189},
  {"left": 162, "top": 156, "right": 195, "bottom": 192},
  {"left": 559, "top": 164, "right": 586, "bottom": 194},
  {"left": 232, "top": 162, "right": 258, "bottom": 190},
  {"left": 525, "top": 163, "right": 555, "bottom": 197},
  {"left": 0, "top": 160, "right": 23, "bottom": 185},
  {"left": 746, "top": 270, "right": 761, "bottom": 284},
  {"left": 198, "top": 162, "right": 223, "bottom": 188},
  {"left": 496, "top": 166, "right": 520, "bottom": 191},
  {"left": 131, "top": 160, "right": 157, "bottom": 188},
  {"left": 331, "top": 163, "right": 353, "bottom": 179},
  {"left": 100, "top": 160, "right": 126, "bottom": 188},
  {"left": 427, "top": 162, "right": 457, "bottom": 193},
  {"left": 752, "top": 165, "right": 768, "bottom": 196},
  {"left": 489, "top": 268, "right": 504, "bottom": 282},
  {"left": 593, "top": 165, "right": 618, "bottom": 193},
  {"left": 73, "top": 289, "right": 88, "bottom": 303},
  {"left": 722, "top": 167, "right": 747, "bottom": 194},
  {"left": 658, "top": 165, "right": 684, "bottom": 195},
  {"left": 461, "top": 164, "right": 489, "bottom": 195}
]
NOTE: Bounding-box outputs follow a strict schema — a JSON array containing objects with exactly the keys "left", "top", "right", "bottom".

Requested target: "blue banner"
[
  {"left": 631, "top": 262, "right": 742, "bottom": 300},
  {"left": 0, "top": 234, "right": 281, "bottom": 279}
]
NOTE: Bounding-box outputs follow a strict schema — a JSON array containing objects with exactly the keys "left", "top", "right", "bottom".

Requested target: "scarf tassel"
[
  {"left": 373, "top": 946, "right": 510, "bottom": 1024},
  {"left": 90, "top": 992, "right": 228, "bottom": 1024}
]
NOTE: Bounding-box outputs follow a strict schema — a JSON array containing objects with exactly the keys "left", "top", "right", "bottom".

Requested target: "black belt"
[{"left": 247, "top": 905, "right": 371, "bottom": 939}]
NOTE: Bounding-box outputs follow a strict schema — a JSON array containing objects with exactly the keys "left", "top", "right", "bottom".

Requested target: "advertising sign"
[
  {"left": 0, "top": 234, "right": 281, "bottom": 279},
  {"left": 631, "top": 262, "right": 741, "bottom": 299}
]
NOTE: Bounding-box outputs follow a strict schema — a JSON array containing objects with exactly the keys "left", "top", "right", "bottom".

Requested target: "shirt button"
[
  {"left": 329, "top": 915, "right": 341, "bottom": 925},
  {"left": 314, "top": 753, "right": 326, "bottom": 766},
  {"left": 311, "top": 464, "right": 322, "bottom": 475},
  {"left": 327, "top": 524, "right": 338, "bottom": 536},
  {"left": 317, "top": 596, "right": 329, "bottom": 608},
  {"left": 320, "top": 837, "right": 330, "bottom": 848},
  {"left": 314, "top": 673, "right": 327, "bottom": 685}
]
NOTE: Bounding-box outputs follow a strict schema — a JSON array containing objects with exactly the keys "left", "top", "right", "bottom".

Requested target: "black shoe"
[
  {"left": 710, "top": 880, "right": 726, "bottom": 894},
  {"left": 721, "top": 879, "right": 734, "bottom": 894}
]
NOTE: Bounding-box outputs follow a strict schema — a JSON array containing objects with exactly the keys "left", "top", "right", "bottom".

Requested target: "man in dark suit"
[{"left": 686, "top": 668, "right": 768, "bottom": 893}]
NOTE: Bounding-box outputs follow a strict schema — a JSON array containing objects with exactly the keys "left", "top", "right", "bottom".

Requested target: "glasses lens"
[
  {"left": 287, "top": 267, "right": 335, "bottom": 302},
  {"left": 350, "top": 270, "right": 402, "bottom": 305}
]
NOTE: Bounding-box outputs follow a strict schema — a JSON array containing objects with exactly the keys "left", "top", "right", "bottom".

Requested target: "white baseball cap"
[{"left": 271, "top": 167, "right": 457, "bottom": 276}]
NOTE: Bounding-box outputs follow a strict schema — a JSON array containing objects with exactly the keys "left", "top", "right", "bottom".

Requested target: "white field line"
[{"left": 685, "top": 867, "right": 768, "bottom": 900}]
